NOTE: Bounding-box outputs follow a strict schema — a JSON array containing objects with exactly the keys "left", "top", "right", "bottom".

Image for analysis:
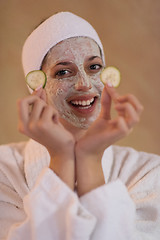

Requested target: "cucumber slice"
[
  {"left": 26, "top": 70, "right": 47, "bottom": 90},
  {"left": 100, "top": 66, "right": 121, "bottom": 87}
]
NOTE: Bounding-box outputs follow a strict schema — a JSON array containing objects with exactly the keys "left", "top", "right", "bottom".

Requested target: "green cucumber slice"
[
  {"left": 101, "top": 66, "right": 121, "bottom": 87},
  {"left": 26, "top": 70, "right": 47, "bottom": 90}
]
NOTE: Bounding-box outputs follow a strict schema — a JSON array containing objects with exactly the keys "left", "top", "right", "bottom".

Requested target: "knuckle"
[
  {"left": 38, "top": 99, "right": 47, "bottom": 109},
  {"left": 36, "top": 97, "right": 44, "bottom": 103},
  {"left": 46, "top": 105, "right": 52, "bottom": 111},
  {"left": 138, "top": 105, "right": 144, "bottom": 113},
  {"left": 17, "top": 98, "right": 25, "bottom": 108},
  {"left": 133, "top": 115, "right": 140, "bottom": 124},
  {"left": 48, "top": 105, "right": 57, "bottom": 113},
  {"left": 34, "top": 97, "right": 42, "bottom": 106},
  {"left": 118, "top": 117, "right": 128, "bottom": 135},
  {"left": 124, "top": 102, "right": 131, "bottom": 110},
  {"left": 126, "top": 93, "right": 134, "bottom": 101},
  {"left": 121, "top": 127, "right": 129, "bottom": 136},
  {"left": 37, "top": 120, "right": 47, "bottom": 132},
  {"left": 18, "top": 124, "right": 27, "bottom": 134},
  {"left": 128, "top": 93, "right": 134, "bottom": 99},
  {"left": 28, "top": 121, "right": 36, "bottom": 132},
  {"left": 126, "top": 102, "right": 131, "bottom": 108}
]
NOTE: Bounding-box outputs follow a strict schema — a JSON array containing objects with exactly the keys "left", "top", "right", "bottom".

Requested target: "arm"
[
  {"left": 6, "top": 88, "right": 98, "bottom": 239},
  {"left": 80, "top": 180, "right": 136, "bottom": 240},
  {"left": 17, "top": 88, "right": 75, "bottom": 189},
  {"left": 0, "top": 166, "right": 96, "bottom": 240},
  {"left": 79, "top": 151, "right": 160, "bottom": 240},
  {"left": 76, "top": 83, "right": 143, "bottom": 196}
]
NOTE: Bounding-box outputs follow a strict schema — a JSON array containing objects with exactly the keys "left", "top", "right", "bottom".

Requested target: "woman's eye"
[
  {"left": 89, "top": 64, "right": 102, "bottom": 70},
  {"left": 56, "top": 69, "right": 69, "bottom": 76}
]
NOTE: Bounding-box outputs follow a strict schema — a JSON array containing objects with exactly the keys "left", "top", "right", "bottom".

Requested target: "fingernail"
[
  {"left": 35, "top": 84, "right": 43, "bottom": 91},
  {"left": 107, "top": 81, "right": 113, "bottom": 87},
  {"left": 116, "top": 96, "right": 121, "bottom": 101}
]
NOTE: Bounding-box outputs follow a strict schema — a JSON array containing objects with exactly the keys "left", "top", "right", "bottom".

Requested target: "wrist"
[
  {"left": 76, "top": 146, "right": 104, "bottom": 163},
  {"left": 76, "top": 152, "right": 105, "bottom": 196},
  {"left": 48, "top": 140, "right": 75, "bottom": 160},
  {"left": 49, "top": 152, "right": 75, "bottom": 190}
]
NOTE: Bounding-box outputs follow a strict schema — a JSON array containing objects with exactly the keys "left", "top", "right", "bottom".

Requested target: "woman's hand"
[
  {"left": 77, "top": 84, "right": 144, "bottom": 157},
  {"left": 76, "top": 84, "right": 144, "bottom": 196},
  {"left": 17, "top": 88, "right": 75, "bottom": 189}
]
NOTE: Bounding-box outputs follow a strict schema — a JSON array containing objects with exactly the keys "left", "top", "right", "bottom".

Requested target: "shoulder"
[
  {"left": 0, "top": 141, "right": 28, "bottom": 188},
  {"left": 0, "top": 141, "right": 27, "bottom": 168},
  {"left": 112, "top": 145, "right": 160, "bottom": 167},
  {"left": 0, "top": 141, "right": 27, "bottom": 153},
  {"left": 0, "top": 141, "right": 31, "bottom": 200},
  {"left": 102, "top": 145, "right": 160, "bottom": 187}
]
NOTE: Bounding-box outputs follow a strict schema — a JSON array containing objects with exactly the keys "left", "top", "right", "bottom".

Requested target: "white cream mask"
[{"left": 42, "top": 37, "right": 104, "bottom": 129}]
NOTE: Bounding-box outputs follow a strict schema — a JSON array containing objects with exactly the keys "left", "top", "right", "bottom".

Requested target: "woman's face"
[{"left": 42, "top": 37, "right": 104, "bottom": 129}]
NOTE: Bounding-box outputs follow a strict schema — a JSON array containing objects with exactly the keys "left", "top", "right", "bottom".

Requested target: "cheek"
[
  {"left": 45, "top": 78, "right": 72, "bottom": 103},
  {"left": 90, "top": 73, "right": 104, "bottom": 92},
  {"left": 45, "top": 80, "right": 58, "bottom": 101}
]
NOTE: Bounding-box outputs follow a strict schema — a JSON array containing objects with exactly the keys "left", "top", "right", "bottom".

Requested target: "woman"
[{"left": 0, "top": 12, "right": 160, "bottom": 240}]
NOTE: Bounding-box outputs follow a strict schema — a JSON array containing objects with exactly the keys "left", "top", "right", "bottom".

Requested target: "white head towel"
[{"left": 22, "top": 12, "right": 105, "bottom": 78}]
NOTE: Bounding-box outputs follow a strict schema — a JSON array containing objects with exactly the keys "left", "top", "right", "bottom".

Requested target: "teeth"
[{"left": 71, "top": 98, "right": 94, "bottom": 106}]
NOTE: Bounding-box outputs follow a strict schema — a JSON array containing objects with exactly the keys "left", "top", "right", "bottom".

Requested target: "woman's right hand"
[{"left": 17, "top": 88, "right": 75, "bottom": 189}]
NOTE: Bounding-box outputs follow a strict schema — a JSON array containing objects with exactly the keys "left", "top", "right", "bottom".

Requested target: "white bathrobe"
[{"left": 0, "top": 139, "right": 160, "bottom": 240}]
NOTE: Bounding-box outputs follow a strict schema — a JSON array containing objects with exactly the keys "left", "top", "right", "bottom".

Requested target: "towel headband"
[{"left": 22, "top": 11, "right": 105, "bottom": 81}]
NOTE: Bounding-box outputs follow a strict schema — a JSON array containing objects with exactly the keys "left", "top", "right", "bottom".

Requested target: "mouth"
[{"left": 67, "top": 95, "right": 98, "bottom": 114}]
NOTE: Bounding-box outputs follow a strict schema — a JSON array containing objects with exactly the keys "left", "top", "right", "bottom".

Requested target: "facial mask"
[{"left": 43, "top": 37, "right": 104, "bottom": 129}]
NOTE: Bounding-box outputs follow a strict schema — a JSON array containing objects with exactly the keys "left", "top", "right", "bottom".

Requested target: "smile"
[
  {"left": 70, "top": 98, "right": 94, "bottom": 108},
  {"left": 67, "top": 95, "right": 98, "bottom": 114}
]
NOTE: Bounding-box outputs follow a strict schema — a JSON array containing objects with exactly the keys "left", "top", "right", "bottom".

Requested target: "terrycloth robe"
[{"left": 0, "top": 139, "right": 160, "bottom": 240}]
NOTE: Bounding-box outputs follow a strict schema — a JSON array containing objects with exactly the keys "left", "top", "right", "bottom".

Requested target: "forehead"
[{"left": 45, "top": 37, "right": 101, "bottom": 64}]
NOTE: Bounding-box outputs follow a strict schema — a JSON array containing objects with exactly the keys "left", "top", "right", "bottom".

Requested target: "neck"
[{"left": 60, "top": 118, "right": 87, "bottom": 141}]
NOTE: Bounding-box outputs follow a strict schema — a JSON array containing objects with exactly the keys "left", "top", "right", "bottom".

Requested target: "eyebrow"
[
  {"left": 55, "top": 61, "right": 72, "bottom": 66},
  {"left": 88, "top": 56, "right": 102, "bottom": 61}
]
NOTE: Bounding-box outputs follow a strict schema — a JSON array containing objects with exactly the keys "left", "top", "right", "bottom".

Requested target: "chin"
[
  {"left": 60, "top": 111, "right": 99, "bottom": 130},
  {"left": 58, "top": 100, "right": 101, "bottom": 130}
]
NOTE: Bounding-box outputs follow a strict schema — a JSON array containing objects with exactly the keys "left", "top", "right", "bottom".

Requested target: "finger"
[
  {"left": 99, "top": 86, "right": 112, "bottom": 120},
  {"left": 115, "top": 102, "right": 140, "bottom": 128},
  {"left": 32, "top": 87, "right": 47, "bottom": 103},
  {"left": 29, "top": 98, "right": 47, "bottom": 122},
  {"left": 40, "top": 89, "right": 47, "bottom": 102},
  {"left": 106, "top": 117, "right": 130, "bottom": 143},
  {"left": 117, "top": 94, "right": 144, "bottom": 114},
  {"left": 115, "top": 116, "right": 133, "bottom": 136},
  {"left": 105, "top": 84, "right": 120, "bottom": 102},
  {"left": 32, "top": 87, "right": 43, "bottom": 97},
  {"left": 40, "top": 105, "right": 59, "bottom": 124},
  {"left": 17, "top": 95, "right": 39, "bottom": 125}
]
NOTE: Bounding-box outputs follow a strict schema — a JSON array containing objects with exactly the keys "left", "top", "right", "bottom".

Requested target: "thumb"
[
  {"left": 32, "top": 86, "right": 47, "bottom": 102},
  {"left": 99, "top": 85, "right": 112, "bottom": 120},
  {"left": 40, "top": 88, "right": 47, "bottom": 102}
]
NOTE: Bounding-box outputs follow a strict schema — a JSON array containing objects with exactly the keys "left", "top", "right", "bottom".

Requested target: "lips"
[
  {"left": 67, "top": 94, "right": 98, "bottom": 114},
  {"left": 71, "top": 98, "right": 94, "bottom": 107}
]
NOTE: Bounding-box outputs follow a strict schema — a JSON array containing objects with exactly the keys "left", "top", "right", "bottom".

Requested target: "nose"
[{"left": 74, "top": 73, "right": 92, "bottom": 91}]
